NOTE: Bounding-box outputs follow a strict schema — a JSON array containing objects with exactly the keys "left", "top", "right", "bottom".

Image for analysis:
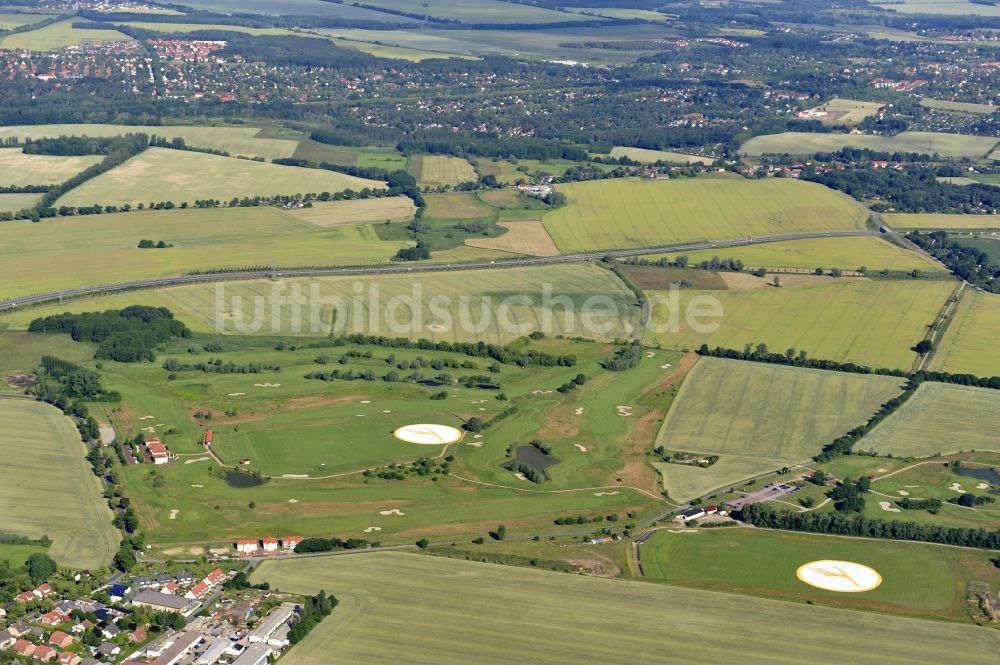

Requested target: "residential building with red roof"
[
  {"left": 185, "top": 581, "right": 210, "bottom": 600},
  {"left": 12, "top": 638, "right": 35, "bottom": 657},
  {"left": 35, "top": 583, "right": 54, "bottom": 597},
  {"left": 57, "top": 652, "right": 81, "bottom": 665},
  {"left": 144, "top": 438, "right": 172, "bottom": 465},
  {"left": 235, "top": 539, "right": 258, "bottom": 555},
  {"left": 281, "top": 537, "right": 302, "bottom": 550},
  {"left": 205, "top": 568, "right": 226, "bottom": 587},
  {"left": 40, "top": 609, "right": 69, "bottom": 626},
  {"left": 261, "top": 537, "right": 279, "bottom": 553},
  {"left": 49, "top": 631, "right": 73, "bottom": 648}
]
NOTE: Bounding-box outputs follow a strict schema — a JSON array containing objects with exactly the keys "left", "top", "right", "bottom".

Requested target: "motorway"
[{"left": 0, "top": 230, "right": 880, "bottom": 310}]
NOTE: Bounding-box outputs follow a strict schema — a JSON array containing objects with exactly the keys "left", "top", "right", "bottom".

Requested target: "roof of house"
[
  {"left": 188, "top": 581, "right": 210, "bottom": 598},
  {"left": 145, "top": 439, "right": 169, "bottom": 456},
  {"left": 205, "top": 568, "right": 226, "bottom": 585},
  {"left": 35, "top": 645, "right": 57, "bottom": 657},
  {"left": 12, "top": 638, "right": 35, "bottom": 654},
  {"left": 261, "top": 537, "right": 278, "bottom": 544},
  {"left": 235, "top": 539, "right": 258, "bottom": 546},
  {"left": 97, "top": 642, "right": 119, "bottom": 655},
  {"left": 49, "top": 630, "right": 72, "bottom": 644}
]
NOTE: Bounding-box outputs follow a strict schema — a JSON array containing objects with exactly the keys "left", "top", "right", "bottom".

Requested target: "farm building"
[
  {"left": 248, "top": 605, "right": 295, "bottom": 646},
  {"left": 144, "top": 438, "right": 172, "bottom": 464},
  {"left": 203, "top": 429, "right": 214, "bottom": 446},
  {"left": 231, "top": 642, "right": 273, "bottom": 665},
  {"left": 677, "top": 508, "right": 706, "bottom": 522},
  {"left": 133, "top": 591, "right": 198, "bottom": 616}
]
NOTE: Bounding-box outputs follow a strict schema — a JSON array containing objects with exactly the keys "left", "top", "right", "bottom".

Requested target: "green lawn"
[
  {"left": 56, "top": 148, "right": 385, "bottom": 208},
  {"left": 640, "top": 528, "right": 996, "bottom": 621},
  {"left": 741, "top": 131, "right": 999, "bottom": 159},
  {"left": 645, "top": 279, "right": 955, "bottom": 370},
  {"left": 858, "top": 382, "right": 1000, "bottom": 457},
  {"left": 0, "top": 400, "right": 118, "bottom": 569},
  {"left": 0, "top": 205, "right": 410, "bottom": 301},
  {"left": 542, "top": 177, "right": 869, "bottom": 253},
  {"left": 250, "top": 552, "right": 1000, "bottom": 664}
]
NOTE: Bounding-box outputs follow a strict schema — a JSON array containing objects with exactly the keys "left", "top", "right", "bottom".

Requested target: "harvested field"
[
  {"left": 0, "top": 193, "right": 40, "bottom": 213},
  {"left": 740, "top": 131, "right": 999, "bottom": 159},
  {"left": 408, "top": 155, "right": 477, "bottom": 186},
  {"left": 920, "top": 98, "right": 997, "bottom": 115},
  {"left": 717, "top": 273, "right": 868, "bottom": 289},
  {"left": 882, "top": 213, "right": 1000, "bottom": 229},
  {"left": 932, "top": 290, "right": 1000, "bottom": 376},
  {"left": 606, "top": 147, "right": 714, "bottom": 164},
  {"left": 465, "top": 221, "right": 561, "bottom": 256},
  {"left": 0, "top": 149, "right": 102, "bottom": 186},
  {"left": 284, "top": 198, "right": 415, "bottom": 227}
]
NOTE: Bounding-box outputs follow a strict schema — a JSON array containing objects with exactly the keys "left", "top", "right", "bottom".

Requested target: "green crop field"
[
  {"left": 0, "top": 148, "right": 102, "bottom": 185},
  {"left": 870, "top": 0, "right": 1000, "bottom": 15},
  {"left": 0, "top": 13, "right": 52, "bottom": 30},
  {"left": 0, "top": 205, "right": 410, "bottom": 301},
  {"left": 882, "top": 213, "right": 1000, "bottom": 229},
  {"left": 646, "top": 279, "right": 953, "bottom": 370},
  {"left": 677, "top": 236, "right": 946, "bottom": 273},
  {"left": 292, "top": 141, "right": 407, "bottom": 169},
  {"left": 640, "top": 528, "right": 998, "bottom": 621},
  {"left": 542, "top": 177, "right": 869, "bottom": 253},
  {"left": 741, "top": 131, "right": 999, "bottom": 159},
  {"left": 359, "top": 0, "right": 583, "bottom": 24},
  {"left": 653, "top": 358, "right": 903, "bottom": 499},
  {"left": 932, "top": 290, "right": 1000, "bottom": 376},
  {"left": 0, "top": 193, "right": 40, "bottom": 213},
  {"left": 858, "top": 383, "right": 1000, "bottom": 457},
  {"left": 0, "top": 400, "right": 117, "bottom": 569},
  {"left": 0, "top": 19, "right": 134, "bottom": 51},
  {"left": 0, "top": 124, "right": 300, "bottom": 159},
  {"left": 55, "top": 148, "right": 385, "bottom": 208},
  {"left": 606, "top": 147, "right": 715, "bottom": 164},
  {"left": 115, "top": 21, "right": 299, "bottom": 36},
  {"left": 920, "top": 98, "right": 998, "bottom": 114},
  {"left": 250, "top": 553, "right": 1000, "bottom": 664},
  {"left": 408, "top": 155, "right": 478, "bottom": 186}
]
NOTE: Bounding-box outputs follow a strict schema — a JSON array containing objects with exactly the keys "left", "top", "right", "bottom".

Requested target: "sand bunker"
[
  {"left": 660, "top": 363, "right": 672, "bottom": 369},
  {"left": 574, "top": 407, "right": 584, "bottom": 415},
  {"left": 513, "top": 472, "right": 527, "bottom": 481},
  {"left": 361, "top": 400, "right": 371, "bottom": 404},
  {"left": 879, "top": 501, "right": 900, "bottom": 513},
  {"left": 184, "top": 457, "right": 210, "bottom": 465},
  {"left": 877, "top": 468, "right": 888, "bottom": 473},
  {"left": 168, "top": 509, "right": 179, "bottom": 520},
  {"left": 593, "top": 491, "right": 619, "bottom": 497},
  {"left": 382, "top": 410, "right": 392, "bottom": 413},
  {"left": 950, "top": 483, "right": 966, "bottom": 493},
  {"left": 139, "top": 415, "right": 154, "bottom": 420},
  {"left": 616, "top": 405, "right": 634, "bottom": 417},
  {"left": 363, "top": 526, "right": 382, "bottom": 533},
  {"left": 254, "top": 383, "right": 281, "bottom": 388},
  {"left": 228, "top": 392, "right": 246, "bottom": 397},
  {"left": 646, "top": 351, "right": 656, "bottom": 358},
  {"left": 466, "top": 441, "right": 484, "bottom": 447},
  {"left": 897, "top": 490, "right": 910, "bottom": 496},
  {"left": 141, "top": 426, "right": 156, "bottom": 433},
  {"left": 191, "top": 484, "right": 204, "bottom": 488},
  {"left": 977, "top": 482, "right": 991, "bottom": 490},
  {"left": 532, "top": 390, "right": 554, "bottom": 395},
  {"left": 288, "top": 499, "right": 299, "bottom": 503},
  {"left": 282, "top": 474, "right": 309, "bottom": 478},
  {"left": 379, "top": 509, "right": 405, "bottom": 516},
  {"left": 574, "top": 444, "right": 588, "bottom": 452},
  {"left": 356, "top": 414, "right": 366, "bottom": 417}
]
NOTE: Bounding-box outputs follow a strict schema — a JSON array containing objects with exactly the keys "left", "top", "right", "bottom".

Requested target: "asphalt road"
[{"left": 0, "top": 230, "right": 879, "bottom": 310}]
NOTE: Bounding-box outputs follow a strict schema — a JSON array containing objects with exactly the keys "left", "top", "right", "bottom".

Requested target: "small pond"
[
  {"left": 502, "top": 445, "right": 560, "bottom": 480},
  {"left": 953, "top": 466, "right": 1000, "bottom": 496},
  {"left": 224, "top": 470, "right": 266, "bottom": 488}
]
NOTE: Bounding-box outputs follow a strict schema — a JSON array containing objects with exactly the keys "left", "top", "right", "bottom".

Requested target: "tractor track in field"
[{"left": 0, "top": 230, "right": 882, "bottom": 311}]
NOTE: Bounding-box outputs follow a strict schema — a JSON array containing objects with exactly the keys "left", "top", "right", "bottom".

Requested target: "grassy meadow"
[
  {"left": 0, "top": 400, "right": 117, "bottom": 569},
  {"left": 0, "top": 205, "right": 411, "bottom": 301},
  {"left": 646, "top": 279, "right": 954, "bottom": 370},
  {"left": 0, "top": 13, "right": 52, "bottom": 30},
  {"left": 606, "top": 147, "right": 715, "bottom": 164},
  {"left": 408, "top": 155, "right": 477, "bottom": 186},
  {"left": 677, "top": 236, "right": 946, "bottom": 273},
  {"left": 932, "top": 290, "right": 1000, "bottom": 376},
  {"left": 858, "top": 383, "right": 1000, "bottom": 457},
  {"left": 0, "top": 124, "right": 300, "bottom": 159},
  {"left": 920, "top": 98, "right": 997, "bottom": 114},
  {"left": 0, "top": 19, "right": 134, "bottom": 51},
  {"left": 640, "top": 528, "right": 998, "bottom": 622},
  {"left": 250, "top": 553, "right": 1000, "bottom": 665},
  {"left": 55, "top": 148, "right": 385, "bottom": 208},
  {"left": 741, "top": 131, "right": 999, "bottom": 159},
  {"left": 0, "top": 149, "right": 102, "bottom": 186},
  {"left": 542, "top": 178, "right": 869, "bottom": 253}
]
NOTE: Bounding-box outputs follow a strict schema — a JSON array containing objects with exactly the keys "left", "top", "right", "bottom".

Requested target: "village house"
[
  {"left": 34, "top": 644, "right": 57, "bottom": 661},
  {"left": 11, "top": 638, "right": 35, "bottom": 657},
  {"left": 204, "top": 568, "right": 227, "bottom": 587},
  {"left": 261, "top": 537, "right": 279, "bottom": 554},
  {"left": 57, "top": 651, "right": 82, "bottom": 665},
  {"left": 48, "top": 630, "right": 73, "bottom": 648},
  {"left": 145, "top": 438, "right": 172, "bottom": 464},
  {"left": 40, "top": 609, "right": 70, "bottom": 626},
  {"left": 235, "top": 539, "right": 259, "bottom": 555},
  {"left": 0, "top": 630, "right": 13, "bottom": 649},
  {"left": 282, "top": 536, "right": 302, "bottom": 550}
]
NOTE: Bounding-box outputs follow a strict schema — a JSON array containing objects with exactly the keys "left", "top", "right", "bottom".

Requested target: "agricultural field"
[
  {"left": 858, "top": 383, "right": 1000, "bottom": 458},
  {"left": 163, "top": 0, "right": 404, "bottom": 18},
  {"left": 882, "top": 213, "right": 1000, "bottom": 229},
  {"left": 0, "top": 400, "right": 117, "bottom": 569},
  {"left": 653, "top": 358, "right": 903, "bottom": 499},
  {"left": 542, "top": 177, "right": 869, "bottom": 253},
  {"left": 471, "top": 158, "right": 526, "bottom": 184},
  {"left": 310, "top": 28, "right": 500, "bottom": 59},
  {"left": 740, "top": 131, "right": 999, "bottom": 159},
  {"left": 0, "top": 19, "right": 134, "bottom": 51},
  {"left": 640, "top": 528, "right": 999, "bottom": 622},
  {"left": 250, "top": 553, "right": 1000, "bottom": 665},
  {"left": 932, "top": 290, "right": 1000, "bottom": 376},
  {"left": 920, "top": 98, "right": 997, "bottom": 114},
  {"left": 0, "top": 124, "right": 300, "bottom": 160},
  {"left": 465, "top": 221, "right": 561, "bottom": 256},
  {"left": 292, "top": 142, "right": 407, "bottom": 170},
  {"left": 0, "top": 12, "right": 52, "bottom": 30},
  {"left": 358, "top": 0, "right": 583, "bottom": 24},
  {"left": 55, "top": 148, "right": 384, "bottom": 208},
  {"left": 678, "top": 236, "right": 947, "bottom": 273},
  {"left": 655, "top": 456, "right": 780, "bottom": 503},
  {"left": 0, "top": 205, "right": 411, "bottom": 301},
  {"left": 606, "top": 147, "right": 715, "bottom": 165},
  {"left": 953, "top": 235, "right": 1000, "bottom": 263},
  {"left": 115, "top": 21, "right": 299, "bottom": 36},
  {"left": 0, "top": 148, "right": 102, "bottom": 186},
  {"left": 870, "top": 0, "right": 1000, "bottom": 15},
  {"left": 284, "top": 197, "right": 415, "bottom": 227},
  {"left": 0, "top": 193, "right": 40, "bottom": 213},
  {"left": 811, "top": 98, "right": 885, "bottom": 124},
  {"left": 566, "top": 6, "right": 672, "bottom": 21},
  {"left": 408, "top": 155, "right": 478, "bottom": 186},
  {"left": 645, "top": 279, "right": 955, "bottom": 370}
]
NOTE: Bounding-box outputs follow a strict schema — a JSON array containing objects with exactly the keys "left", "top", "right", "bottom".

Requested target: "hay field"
[
  {"left": 0, "top": 206, "right": 410, "bottom": 301},
  {"left": 250, "top": 553, "right": 1000, "bottom": 665},
  {"left": 284, "top": 197, "right": 415, "bottom": 227},
  {"left": 678, "top": 236, "right": 947, "bottom": 273},
  {"left": 465, "top": 221, "right": 561, "bottom": 256},
  {"left": 0, "top": 400, "right": 117, "bottom": 569},
  {"left": 741, "top": 131, "right": 999, "bottom": 159},
  {"left": 0, "top": 148, "right": 102, "bottom": 185},
  {"left": 655, "top": 357, "right": 903, "bottom": 470},
  {"left": 920, "top": 98, "right": 997, "bottom": 115},
  {"left": 542, "top": 178, "right": 869, "bottom": 253},
  {"left": 882, "top": 213, "right": 1000, "bottom": 229},
  {"left": 606, "top": 147, "right": 715, "bottom": 164},
  {"left": 408, "top": 155, "right": 477, "bottom": 186},
  {"left": 640, "top": 529, "right": 995, "bottom": 621},
  {"left": 646, "top": 279, "right": 954, "bottom": 370},
  {"left": 933, "top": 291, "right": 1000, "bottom": 376},
  {"left": 0, "top": 193, "right": 40, "bottom": 212},
  {"left": 0, "top": 124, "right": 299, "bottom": 159},
  {"left": 0, "top": 19, "right": 134, "bottom": 51},
  {"left": 858, "top": 383, "right": 1000, "bottom": 458},
  {"left": 56, "top": 148, "right": 384, "bottom": 208}
]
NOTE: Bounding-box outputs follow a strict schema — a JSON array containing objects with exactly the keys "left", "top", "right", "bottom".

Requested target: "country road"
[{"left": 0, "top": 230, "right": 880, "bottom": 310}]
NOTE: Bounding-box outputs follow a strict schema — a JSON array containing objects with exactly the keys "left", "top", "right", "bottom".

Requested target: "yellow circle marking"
[
  {"left": 393, "top": 424, "right": 463, "bottom": 445},
  {"left": 796, "top": 560, "right": 882, "bottom": 593}
]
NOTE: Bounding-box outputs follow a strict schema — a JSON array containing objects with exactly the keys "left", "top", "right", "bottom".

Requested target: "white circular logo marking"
[
  {"left": 796, "top": 560, "right": 882, "bottom": 593},
  {"left": 393, "top": 424, "right": 463, "bottom": 445}
]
